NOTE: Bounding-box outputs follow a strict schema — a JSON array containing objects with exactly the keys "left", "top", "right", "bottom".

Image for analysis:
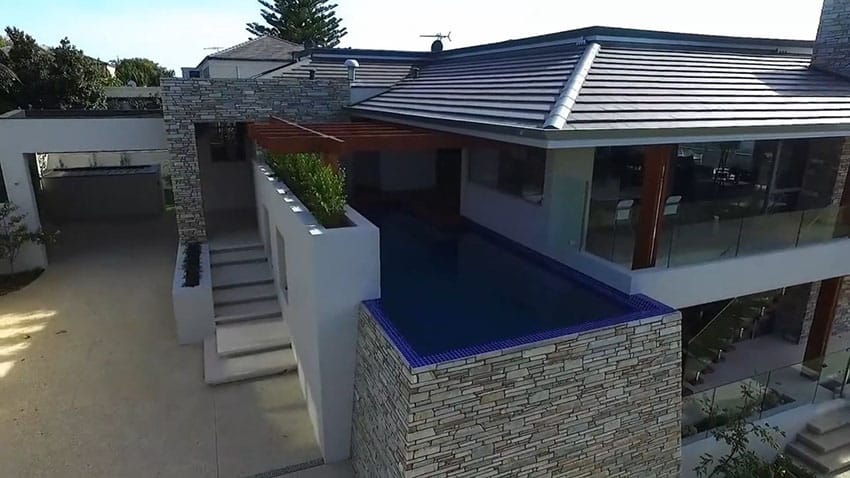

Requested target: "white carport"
[{"left": 0, "top": 110, "right": 167, "bottom": 273}]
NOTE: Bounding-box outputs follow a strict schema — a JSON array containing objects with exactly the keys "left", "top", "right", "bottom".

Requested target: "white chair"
[
  {"left": 664, "top": 195, "right": 682, "bottom": 216},
  {"left": 615, "top": 199, "right": 634, "bottom": 222}
]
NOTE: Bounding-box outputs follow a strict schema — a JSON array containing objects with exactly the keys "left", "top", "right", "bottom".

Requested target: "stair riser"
[
  {"left": 219, "top": 342, "right": 292, "bottom": 358},
  {"left": 787, "top": 445, "right": 831, "bottom": 474},
  {"left": 211, "top": 257, "right": 267, "bottom": 267},
  {"left": 213, "top": 279, "right": 274, "bottom": 291},
  {"left": 214, "top": 295, "right": 277, "bottom": 307},
  {"left": 206, "top": 364, "right": 297, "bottom": 386},
  {"left": 210, "top": 244, "right": 264, "bottom": 254},
  {"left": 214, "top": 311, "right": 281, "bottom": 325}
]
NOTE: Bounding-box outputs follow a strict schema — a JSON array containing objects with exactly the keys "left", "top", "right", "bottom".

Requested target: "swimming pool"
[{"left": 365, "top": 212, "right": 672, "bottom": 367}]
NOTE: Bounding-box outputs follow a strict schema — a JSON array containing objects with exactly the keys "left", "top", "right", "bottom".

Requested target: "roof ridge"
[{"left": 543, "top": 42, "right": 601, "bottom": 129}]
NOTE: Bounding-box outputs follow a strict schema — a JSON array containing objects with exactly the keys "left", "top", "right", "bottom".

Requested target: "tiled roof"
[
  {"left": 348, "top": 26, "right": 850, "bottom": 136},
  {"left": 208, "top": 36, "right": 302, "bottom": 61},
  {"left": 256, "top": 56, "right": 415, "bottom": 87},
  {"left": 353, "top": 45, "right": 584, "bottom": 127}
]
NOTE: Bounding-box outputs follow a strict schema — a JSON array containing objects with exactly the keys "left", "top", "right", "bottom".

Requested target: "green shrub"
[{"left": 268, "top": 152, "right": 348, "bottom": 228}]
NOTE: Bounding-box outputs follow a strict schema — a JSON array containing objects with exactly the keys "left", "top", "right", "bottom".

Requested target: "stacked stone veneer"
[
  {"left": 160, "top": 77, "right": 349, "bottom": 241},
  {"left": 351, "top": 306, "right": 682, "bottom": 477},
  {"left": 813, "top": 0, "right": 850, "bottom": 79}
]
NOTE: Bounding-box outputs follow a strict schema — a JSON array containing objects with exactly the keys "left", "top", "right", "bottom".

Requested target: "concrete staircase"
[
  {"left": 787, "top": 407, "right": 850, "bottom": 476},
  {"left": 203, "top": 241, "right": 297, "bottom": 385}
]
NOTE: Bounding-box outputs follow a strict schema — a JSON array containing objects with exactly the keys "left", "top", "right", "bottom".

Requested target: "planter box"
[
  {"left": 253, "top": 160, "right": 380, "bottom": 462},
  {"left": 171, "top": 242, "right": 215, "bottom": 345}
]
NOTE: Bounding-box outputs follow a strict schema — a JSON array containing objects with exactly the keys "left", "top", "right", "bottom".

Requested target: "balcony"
[{"left": 586, "top": 204, "right": 850, "bottom": 269}]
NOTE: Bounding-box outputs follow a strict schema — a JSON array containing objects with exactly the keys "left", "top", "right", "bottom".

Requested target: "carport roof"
[{"left": 247, "top": 116, "right": 480, "bottom": 155}]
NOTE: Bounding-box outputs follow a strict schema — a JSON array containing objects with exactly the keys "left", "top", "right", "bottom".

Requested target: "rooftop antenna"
[
  {"left": 204, "top": 47, "right": 224, "bottom": 52},
  {"left": 420, "top": 32, "right": 451, "bottom": 52}
]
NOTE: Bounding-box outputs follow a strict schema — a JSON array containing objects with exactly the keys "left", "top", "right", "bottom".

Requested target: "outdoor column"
[
  {"left": 804, "top": 277, "right": 845, "bottom": 362},
  {"left": 632, "top": 144, "right": 676, "bottom": 270}
]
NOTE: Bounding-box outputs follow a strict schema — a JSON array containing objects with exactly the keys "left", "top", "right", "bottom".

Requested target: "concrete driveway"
[{"left": 0, "top": 214, "right": 324, "bottom": 478}]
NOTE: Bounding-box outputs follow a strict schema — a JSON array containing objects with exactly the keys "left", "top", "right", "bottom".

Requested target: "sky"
[{"left": 3, "top": 0, "right": 827, "bottom": 72}]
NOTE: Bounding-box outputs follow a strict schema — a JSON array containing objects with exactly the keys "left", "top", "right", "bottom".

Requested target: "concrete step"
[
  {"left": 799, "top": 425, "right": 850, "bottom": 454},
  {"left": 214, "top": 298, "right": 282, "bottom": 325},
  {"left": 213, "top": 283, "right": 276, "bottom": 306},
  {"left": 216, "top": 318, "right": 291, "bottom": 357},
  {"left": 210, "top": 247, "right": 267, "bottom": 266},
  {"left": 203, "top": 336, "right": 297, "bottom": 385},
  {"left": 209, "top": 241, "right": 264, "bottom": 254},
  {"left": 211, "top": 261, "right": 273, "bottom": 289},
  {"left": 788, "top": 440, "right": 850, "bottom": 475},
  {"left": 809, "top": 407, "right": 850, "bottom": 435}
]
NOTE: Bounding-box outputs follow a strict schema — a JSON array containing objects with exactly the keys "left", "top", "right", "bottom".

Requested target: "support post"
[
  {"left": 804, "top": 277, "right": 844, "bottom": 363},
  {"left": 632, "top": 144, "right": 675, "bottom": 270},
  {"left": 321, "top": 151, "right": 341, "bottom": 171}
]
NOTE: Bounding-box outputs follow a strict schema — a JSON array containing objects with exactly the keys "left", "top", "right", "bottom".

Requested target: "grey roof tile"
[
  {"left": 209, "top": 36, "right": 302, "bottom": 61},
  {"left": 349, "top": 29, "right": 850, "bottom": 135}
]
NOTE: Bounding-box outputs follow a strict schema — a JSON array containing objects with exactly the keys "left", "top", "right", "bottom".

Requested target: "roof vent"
[
  {"left": 344, "top": 59, "right": 360, "bottom": 81},
  {"left": 308, "top": 69, "right": 316, "bottom": 80},
  {"left": 409, "top": 66, "right": 421, "bottom": 79}
]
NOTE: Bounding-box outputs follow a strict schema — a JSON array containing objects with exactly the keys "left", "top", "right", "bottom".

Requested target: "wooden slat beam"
[
  {"left": 804, "top": 277, "right": 845, "bottom": 362},
  {"left": 632, "top": 144, "right": 675, "bottom": 270}
]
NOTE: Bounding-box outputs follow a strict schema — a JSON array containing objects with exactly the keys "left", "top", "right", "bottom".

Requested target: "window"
[
  {"left": 468, "top": 146, "right": 546, "bottom": 204},
  {"left": 0, "top": 160, "right": 8, "bottom": 203},
  {"left": 207, "top": 122, "right": 247, "bottom": 162}
]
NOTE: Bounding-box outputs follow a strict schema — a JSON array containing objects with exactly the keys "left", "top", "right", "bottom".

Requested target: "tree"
[
  {"left": 0, "top": 203, "right": 56, "bottom": 273},
  {"left": 246, "top": 0, "right": 347, "bottom": 48},
  {"left": 0, "top": 27, "right": 110, "bottom": 110},
  {"left": 113, "top": 58, "right": 174, "bottom": 87},
  {"left": 694, "top": 384, "right": 814, "bottom": 478}
]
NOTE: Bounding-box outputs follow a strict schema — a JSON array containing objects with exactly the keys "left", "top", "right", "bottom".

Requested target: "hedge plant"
[{"left": 268, "top": 152, "right": 347, "bottom": 228}]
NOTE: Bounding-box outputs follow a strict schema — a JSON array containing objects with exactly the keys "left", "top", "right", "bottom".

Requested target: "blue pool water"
[{"left": 368, "top": 212, "right": 671, "bottom": 367}]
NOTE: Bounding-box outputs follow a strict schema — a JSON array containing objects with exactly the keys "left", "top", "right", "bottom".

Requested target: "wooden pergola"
[{"left": 247, "top": 116, "right": 479, "bottom": 165}]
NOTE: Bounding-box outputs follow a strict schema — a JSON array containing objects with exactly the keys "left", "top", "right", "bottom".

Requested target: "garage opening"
[{"left": 33, "top": 150, "right": 172, "bottom": 223}]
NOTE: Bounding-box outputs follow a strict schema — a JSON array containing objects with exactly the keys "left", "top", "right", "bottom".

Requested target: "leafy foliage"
[
  {"left": 694, "top": 384, "right": 815, "bottom": 478},
  {"left": 268, "top": 152, "right": 347, "bottom": 228},
  {"left": 0, "top": 27, "right": 111, "bottom": 111},
  {"left": 182, "top": 242, "right": 201, "bottom": 287},
  {"left": 0, "top": 203, "right": 57, "bottom": 273},
  {"left": 114, "top": 58, "right": 174, "bottom": 87},
  {"left": 246, "top": 0, "right": 347, "bottom": 48}
]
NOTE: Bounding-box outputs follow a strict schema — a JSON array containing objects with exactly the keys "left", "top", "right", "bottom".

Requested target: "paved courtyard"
[{"left": 0, "top": 214, "right": 330, "bottom": 478}]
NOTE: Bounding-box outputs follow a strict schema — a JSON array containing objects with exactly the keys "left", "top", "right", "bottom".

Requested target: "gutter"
[{"left": 543, "top": 42, "right": 601, "bottom": 130}]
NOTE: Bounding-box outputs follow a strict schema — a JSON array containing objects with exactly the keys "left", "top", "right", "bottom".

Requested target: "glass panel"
[
  {"left": 760, "top": 365, "right": 816, "bottom": 420},
  {"left": 667, "top": 217, "right": 742, "bottom": 267},
  {"left": 737, "top": 210, "right": 803, "bottom": 256},
  {"left": 708, "top": 374, "right": 769, "bottom": 428},
  {"left": 815, "top": 349, "right": 850, "bottom": 402},
  {"left": 682, "top": 388, "right": 715, "bottom": 442},
  {"left": 799, "top": 205, "right": 850, "bottom": 245}
]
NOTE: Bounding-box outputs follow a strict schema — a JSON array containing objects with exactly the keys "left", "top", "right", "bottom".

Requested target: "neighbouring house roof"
[
  {"left": 200, "top": 36, "right": 303, "bottom": 65},
  {"left": 347, "top": 26, "right": 850, "bottom": 145},
  {"left": 255, "top": 49, "right": 427, "bottom": 87}
]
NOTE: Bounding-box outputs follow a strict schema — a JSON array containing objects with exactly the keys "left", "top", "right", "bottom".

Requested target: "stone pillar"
[{"left": 813, "top": 0, "right": 850, "bottom": 79}]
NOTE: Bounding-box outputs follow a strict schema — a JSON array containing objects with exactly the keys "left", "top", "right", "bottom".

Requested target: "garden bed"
[
  {"left": 171, "top": 242, "right": 214, "bottom": 344},
  {"left": 0, "top": 268, "right": 44, "bottom": 296}
]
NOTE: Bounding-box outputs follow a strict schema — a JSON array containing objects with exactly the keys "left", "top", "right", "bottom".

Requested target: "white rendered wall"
[
  {"left": 0, "top": 115, "right": 166, "bottom": 273},
  {"left": 460, "top": 146, "right": 595, "bottom": 264},
  {"left": 254, "top": 161, "right": 380, "bottom": 462}
]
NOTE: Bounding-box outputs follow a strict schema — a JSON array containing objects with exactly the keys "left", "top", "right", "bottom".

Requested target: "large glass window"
[
  {"left": 468, "top": 146, "right": 545, "bottom": 204},
  {"left": 585, "top": 137, "right": 846, "bottom": 267}
]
